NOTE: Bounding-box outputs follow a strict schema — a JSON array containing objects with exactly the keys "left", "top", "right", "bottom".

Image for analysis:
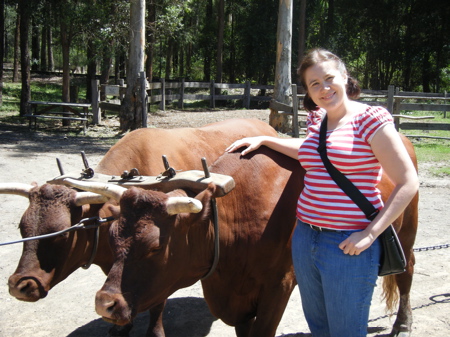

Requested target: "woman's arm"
[
  {"left": 339, "top": 123, "right": 419, "bottom": 255},
  {"left": 225, "top": 136, "right": 304, "bottom": 159}
]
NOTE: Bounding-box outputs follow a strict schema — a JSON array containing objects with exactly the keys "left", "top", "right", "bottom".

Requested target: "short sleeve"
[
  {"left": 306, "top": 108, "right": 325, "bottom": 132},
  {"left": 358, "top": 106, "right": 394, "bottom": 143}
]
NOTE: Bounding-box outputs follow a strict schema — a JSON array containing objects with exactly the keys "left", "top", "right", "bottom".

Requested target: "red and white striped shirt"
[{"left": 297, "top": 105, "right": 393, "bottom": 230}]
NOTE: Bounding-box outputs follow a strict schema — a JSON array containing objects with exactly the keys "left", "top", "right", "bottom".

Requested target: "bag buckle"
[{"left": 367, "top": 209, "right": 380, "bottom": 221}]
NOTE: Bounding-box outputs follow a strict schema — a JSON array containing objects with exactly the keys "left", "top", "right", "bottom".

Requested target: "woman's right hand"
[{"left": 225, "top": 136, "right": 267, "bottom": 156}]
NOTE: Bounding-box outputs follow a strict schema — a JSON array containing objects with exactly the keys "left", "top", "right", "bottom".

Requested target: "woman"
[{"left": 225, "top": 48, "right": 419, "bottom": 336}]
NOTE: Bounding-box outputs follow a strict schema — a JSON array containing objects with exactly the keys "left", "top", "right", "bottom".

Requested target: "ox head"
[
  {"left": 0, "top": 182, "right": 110, "bottom": 302},
  {"left": 63, "top": 178, "right": 213, "bottom": 326}
]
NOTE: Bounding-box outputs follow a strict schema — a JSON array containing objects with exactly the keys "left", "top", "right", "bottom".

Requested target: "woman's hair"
[{"left": 298, "top": 48, "right": 361, "bottom": 111}]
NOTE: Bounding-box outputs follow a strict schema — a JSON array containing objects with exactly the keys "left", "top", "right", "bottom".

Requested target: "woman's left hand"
[{"left": 339, "top": 231, "right": 375, "bottom": 255}]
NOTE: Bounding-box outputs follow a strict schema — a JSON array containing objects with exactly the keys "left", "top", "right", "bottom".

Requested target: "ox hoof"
[
  {"left": 390, "top": 330, "right": 411, "bottom": 337},
  {"left": 108, "top": 323, "right": 133, "bottom": 337}
]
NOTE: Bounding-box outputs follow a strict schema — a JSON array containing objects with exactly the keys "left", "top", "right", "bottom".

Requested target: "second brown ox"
[{"left": 65, "top": 133, "right": 419, "bottom": 337}]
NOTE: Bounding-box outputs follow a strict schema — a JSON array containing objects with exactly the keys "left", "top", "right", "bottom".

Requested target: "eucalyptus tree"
[
  {"left": 18, "top": 0, "right": 31, "bottom": 115},
  {"left": 0, "top": 0, "right": 4, "bottom": 105},
  {"left": 120, "top": 0, "right": 145, "bottom": 131},
  {"left": 270, "top": 0, "right": 292, "bottom": 132}
]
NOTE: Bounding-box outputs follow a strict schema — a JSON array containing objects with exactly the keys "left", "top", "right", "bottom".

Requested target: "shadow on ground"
[{"left": 67, "top": 297, "right": 218, "bottom": 337}]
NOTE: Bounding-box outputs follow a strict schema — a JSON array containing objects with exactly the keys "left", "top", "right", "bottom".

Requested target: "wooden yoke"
[{"left": 48, "top": 169, "right": 235, "bottom": 198}]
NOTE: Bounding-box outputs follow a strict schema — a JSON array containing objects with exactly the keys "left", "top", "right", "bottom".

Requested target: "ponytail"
[{"left": 347, "top": 76, "right": 361, "bottom": 100}]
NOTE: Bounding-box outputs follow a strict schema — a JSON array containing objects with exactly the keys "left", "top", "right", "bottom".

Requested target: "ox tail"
[{"left": 381, "top": 274, "right": 399, "bottom": 313}]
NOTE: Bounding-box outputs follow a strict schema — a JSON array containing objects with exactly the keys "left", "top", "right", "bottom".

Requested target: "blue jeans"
[{"left": 292, "top": 219, "right": 381, "bottom": 337}]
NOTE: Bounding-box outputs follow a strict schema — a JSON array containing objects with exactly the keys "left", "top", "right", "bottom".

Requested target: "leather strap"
[{"left": 317, "top": 114, "right": 379, "bottom": 221}]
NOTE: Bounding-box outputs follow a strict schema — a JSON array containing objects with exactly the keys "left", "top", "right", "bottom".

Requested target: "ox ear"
[{"left": 106, "top": 204, "right": 121, "bottom": 218}]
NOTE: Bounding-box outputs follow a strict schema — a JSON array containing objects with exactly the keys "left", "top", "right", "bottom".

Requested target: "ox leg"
[
  {"left": 390, "top": 253, "right": 415, "bottom": 337},
  {"left": 235, "top": 318, "right": 255, "bottom": 337},
  {"left": 109, "top": 323, "right": 133, "bottom": 337},
  {"left": 145, "top": 301, "right": 166, "bottom": 337},
  {"left": 247, "top": 284, "right": 294, "bottom": 337}
]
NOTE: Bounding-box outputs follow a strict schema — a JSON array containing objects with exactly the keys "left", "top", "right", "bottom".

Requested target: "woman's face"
[{"left": 304, "top": 60, "right": 348, "bottom": 112}]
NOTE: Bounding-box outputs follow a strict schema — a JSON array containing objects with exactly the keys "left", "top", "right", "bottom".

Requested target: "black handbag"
[{"left": 317, "top": 115, "right": 406, "bottom": 276}]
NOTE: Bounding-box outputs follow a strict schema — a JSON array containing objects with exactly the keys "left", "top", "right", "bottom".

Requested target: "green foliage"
[{"left": 2, "top": 0, "right": 449, "bottom": 89}]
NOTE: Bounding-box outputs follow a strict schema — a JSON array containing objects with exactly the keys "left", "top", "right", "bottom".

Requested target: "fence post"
[
  {"left": 387, "top": 85, "right": 395, "bottom": 114},
  {"left": 444, "top": 91, "right": 447, "bottom": 119},
  {"left": 160, "top": 78, "right": 166, "bottom": 111},
  {"left": 210, "top": 80, "right": 215, "bottom": 109},
  {"left": 91, "top": 79, "right": 101, "bottom": 125},
  {"left": 291, "top": 84, "right": 299, "bottom": 137},
  {"left": 178, "top": 78, "right": 185, "bottom": 109},
  {"left": 140, "top": 72, "right": 147, "bottom": 128},
  {"left": 243, "top": 81, "right": 251, "bottom": 109}
]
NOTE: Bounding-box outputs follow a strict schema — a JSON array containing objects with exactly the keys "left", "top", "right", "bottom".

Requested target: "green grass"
[
  {"left": 397, "top": 110, "right": 450, "bottom": 177},
  {"left": 409, "top": 137, "right": 450, "bottom": 176}
]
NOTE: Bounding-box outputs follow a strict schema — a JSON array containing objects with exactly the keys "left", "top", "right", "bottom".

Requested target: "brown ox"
[
  {"left": 66, "top": 133, "right": 418, "bottom": 337},
  {"left": 0, "top": 118, "right": 277, "bottom": 337}
]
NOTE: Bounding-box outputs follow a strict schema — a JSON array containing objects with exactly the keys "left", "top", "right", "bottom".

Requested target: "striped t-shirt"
[{"left": 297, "top": 105, "right": 393, "bottom": 230}]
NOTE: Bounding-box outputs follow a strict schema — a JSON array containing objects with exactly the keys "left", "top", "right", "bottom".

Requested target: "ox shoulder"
[{"left": 48, "top": 170, "right": 235, "bottom": 197}]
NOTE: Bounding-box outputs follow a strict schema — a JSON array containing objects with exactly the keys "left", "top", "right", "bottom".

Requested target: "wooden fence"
[{"left": 91, "top": 79, "right": 449, "bottom": 137}]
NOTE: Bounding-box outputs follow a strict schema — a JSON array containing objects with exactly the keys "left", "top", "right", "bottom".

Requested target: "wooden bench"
[{"left": 27, "top": 101, "right": 92, "bottom": 133}]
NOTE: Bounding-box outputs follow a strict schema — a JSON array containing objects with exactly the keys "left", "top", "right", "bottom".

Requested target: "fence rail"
[{"left": 91, "top": 79, "right": 448, "bottom": 136}]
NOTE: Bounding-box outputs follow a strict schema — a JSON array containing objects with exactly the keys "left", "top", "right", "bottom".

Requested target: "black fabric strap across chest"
[{"left": 317, "top": 114, "right": 379, "bottom": 221}]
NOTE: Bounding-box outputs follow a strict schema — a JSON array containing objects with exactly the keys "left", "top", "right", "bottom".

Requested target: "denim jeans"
[{"left": 292, "top": 219, "right": 381, "bottom": 337}]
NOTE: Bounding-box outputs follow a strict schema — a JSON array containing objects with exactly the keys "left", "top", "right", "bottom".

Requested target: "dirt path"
[{"left": 0, "top": 111, "right": 449, "bottom": 336}]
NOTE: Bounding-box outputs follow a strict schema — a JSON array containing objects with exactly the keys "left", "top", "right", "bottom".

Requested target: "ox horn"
[
  {"left": 74, "top": 192, "right": 110, "bottom": 206},
  {"left": 63, "top": 178, "right": 127, "bottom": 202},
  {"left": 0, "top": 183, "right": 34, "bottom": 198},
  {"left": 166, "top": 197, "right": 203, "bottom": 215}
]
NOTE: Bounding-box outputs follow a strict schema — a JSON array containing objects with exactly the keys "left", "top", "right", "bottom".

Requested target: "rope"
[{"left": 0, "top": 216, "right": 115, "bottom": 247}]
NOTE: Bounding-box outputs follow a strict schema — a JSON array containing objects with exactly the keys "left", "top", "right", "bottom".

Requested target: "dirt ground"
[{"left": 0, "top": 109, "right": 449, "bottom": 337}]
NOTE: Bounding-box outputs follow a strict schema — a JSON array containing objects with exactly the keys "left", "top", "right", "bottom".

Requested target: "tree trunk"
[
  {"left": 60, "top": 20, "right": 70, "bottom": 103},
  {"left": 47, "top": 26, "right": 54, "bottom": 71},
  {"left": 297, "top": 0, "right": 307, "bottom": 87},
  {"left": 270, "top": 0, "right": 292, "bottom": 133},
  {"left": 120, "top": 0, "right": 145, "bottom": 131},
  {"left": 40, "top": 25, "right": 47, "bottom": 71},
  {"left": 202, "top": 0, "right": 213, "bottom": 82},
  {"left": 19, "top": 0, "right": 31, "bottom": 116},
  {"left": 13, "top": 9, "right": 20, "bottom": 83},
  {"left": 31, "top": 18, "right": 39, "bottom": 71},
  {"left": 146, "top": 0, "right": 156, "bottom": 83},
  {"left": 216, "top": 0, "right": 224, "bottom": 84},
  {"left": 0, "top": 0, "right": 4, "bottom": 105},
  {"left": 165, "top": 37, "right": 173, "bottom": 79},
  {"left": 100, "top": 42, "right": 114, "bottom": 101},
  {"left": 86, "top": 39, "right": 97, "bottom": 103}
]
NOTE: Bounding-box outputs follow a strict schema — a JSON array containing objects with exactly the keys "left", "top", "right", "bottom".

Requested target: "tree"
[
  {"left": 297, "top": 0, "right": 307, "bottom": 86},
  {"left": 119, "top": 0, "right": 145, "bottom": 131},
  {"left": 270, "top": 0, "right": 292, "bottom": 133},
  {"left": 216, "top": 0, "right": 225, "bottom": 84},
  {"left": 0, "top": 0, "right": 4, "bottom": 105},
  {"left": 18, "top": 0, "right": 30, "bottom": 116}
]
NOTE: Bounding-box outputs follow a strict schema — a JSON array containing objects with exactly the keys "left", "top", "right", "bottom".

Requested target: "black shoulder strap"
[{"left": 317, "top": 114, "right": 379, "bottom": 221}]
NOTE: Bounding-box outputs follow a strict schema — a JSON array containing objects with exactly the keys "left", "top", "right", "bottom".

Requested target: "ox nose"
[
  {"left": 8, "top": 275, "right": 47, "bottom": 302},
  {"left": 95, "top": 290, "right": 132, "bottom": 325}
]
